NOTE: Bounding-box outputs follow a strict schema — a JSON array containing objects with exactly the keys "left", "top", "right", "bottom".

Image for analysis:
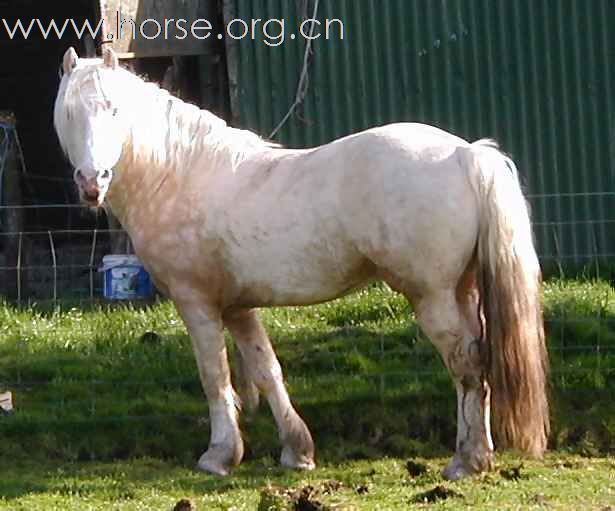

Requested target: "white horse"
[{"left": 54, "top": 47, "right": 549, "bottom": 480}]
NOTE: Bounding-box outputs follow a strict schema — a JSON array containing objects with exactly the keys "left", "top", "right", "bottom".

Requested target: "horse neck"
[
  {"left": 104, "top": 88, "right": 243, "bottom": 231},
  {"left": 127, "top": 84, "right": 229, "bottom": 168}
]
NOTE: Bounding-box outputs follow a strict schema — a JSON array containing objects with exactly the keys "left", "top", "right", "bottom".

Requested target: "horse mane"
[{"left": 55, "top": 59, "right": 279, "bottom": 174}]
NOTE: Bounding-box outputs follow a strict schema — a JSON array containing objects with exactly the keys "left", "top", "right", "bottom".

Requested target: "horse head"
[{"left": 54, "top": 47, "right": 130, "bottom": 207}]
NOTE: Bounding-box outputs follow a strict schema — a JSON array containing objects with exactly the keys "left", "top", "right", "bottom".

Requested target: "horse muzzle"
[
  {"left": 74, "top": 169, "right": 109, "bottom": 207},
  {"left": 79, "top": 186, "right": 104, "bottom": 207}
]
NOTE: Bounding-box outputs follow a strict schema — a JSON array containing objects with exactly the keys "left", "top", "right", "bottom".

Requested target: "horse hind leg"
[
  {"left": 413, "top": 287, "right": 494, "bottom": 480},
  {"left": 224, "top": 309, "right": 315, "bottom": 470},
  {"left": 233, "top": 348, "right": 260, "bottom": 414}
]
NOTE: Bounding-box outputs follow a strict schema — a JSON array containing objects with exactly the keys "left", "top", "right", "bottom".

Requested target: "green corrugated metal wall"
[{"left": 230, "top": 0, "right": 615, "bottom": 263}]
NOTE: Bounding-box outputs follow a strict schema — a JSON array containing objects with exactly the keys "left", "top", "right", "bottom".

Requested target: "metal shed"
[
  {"left": 227, "top": 0, "right": 615, "bottom": 265},
  {"left": 1, "top": 0, "right": 613, "bottom": 269}
]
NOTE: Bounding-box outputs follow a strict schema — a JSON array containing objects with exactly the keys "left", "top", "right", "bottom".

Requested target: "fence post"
[
  {"left": 16, "top": 232, "right": 22, "bottom": 305},
  {"left": 89, "top": 229, "right": 98, "bottom": 301},
  {"left": 48, "top": 231, "right": 57, "bottom": 304}
]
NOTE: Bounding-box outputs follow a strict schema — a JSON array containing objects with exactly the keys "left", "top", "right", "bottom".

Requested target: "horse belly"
[{"left": 228, "top": 241, "right": 375, "bottom": 307}]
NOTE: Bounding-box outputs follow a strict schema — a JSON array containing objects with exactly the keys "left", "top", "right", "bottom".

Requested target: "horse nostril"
[
  {"left": 74, "top": 169, "right": 84, "bottom": 182},
  {"left": 83, "top": 189, "right": 99, "bottom": 201}
]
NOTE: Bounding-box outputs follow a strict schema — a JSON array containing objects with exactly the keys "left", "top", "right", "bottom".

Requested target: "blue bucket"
[{"left": 100, "top": 255, "right": 153, "bottom": 300}]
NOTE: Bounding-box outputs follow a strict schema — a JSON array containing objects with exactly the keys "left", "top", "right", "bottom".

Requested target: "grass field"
[
  {"left": 2, "top": 454, "right": 614, "bottom": 510},
  {"left": 1, "top": 279, "right": 614, "bottom": 509}
]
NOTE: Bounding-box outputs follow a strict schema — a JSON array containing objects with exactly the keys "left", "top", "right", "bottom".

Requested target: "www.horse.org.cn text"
[{"left": 1, "top": 15, "right": 345, "bottom": 47}]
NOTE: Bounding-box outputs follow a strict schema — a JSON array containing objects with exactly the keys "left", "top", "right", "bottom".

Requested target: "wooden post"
[{"left": 222, "top": 0, "right": 241, "bottom": 128}]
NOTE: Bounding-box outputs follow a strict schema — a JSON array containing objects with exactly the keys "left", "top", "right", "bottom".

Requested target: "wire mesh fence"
[
  {"left": 0, "top": 205, "right": 133, "bottom": 305},
  {"left": 528, "top": 192, "right": 615, "bottom": 269},
  {"left": 0, "top": 193, "right": 613, "bottom": 304}
]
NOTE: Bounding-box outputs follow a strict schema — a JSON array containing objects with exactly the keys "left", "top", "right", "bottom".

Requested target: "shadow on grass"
[
  {"left": 1, "top": 314, "right": 614, "bottom": 500},
  {"left": 0, "top": 457, "right": 309, "bottom": 500}
]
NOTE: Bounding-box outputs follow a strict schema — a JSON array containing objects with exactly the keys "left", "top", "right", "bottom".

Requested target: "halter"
[{"left": 94, "top": 67, "right": 112, "bottom": 108}]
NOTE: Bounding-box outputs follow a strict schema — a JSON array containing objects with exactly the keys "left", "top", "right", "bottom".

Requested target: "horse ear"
[
  {"left": 103, "top": 47, "right": 119, "bottom": 70},
  {"left": 62, "top": 47, "right": 78, "bottom": 75}
]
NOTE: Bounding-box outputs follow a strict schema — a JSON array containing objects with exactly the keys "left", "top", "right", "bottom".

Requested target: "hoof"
[
  {"left": 442, "top": 451, "right": 493, "bottom": 481},
  {"left": 197, "top": 443, "right": 243, "bottom": 476},
  {"left": 279, "top": 418, "right": 315, "bottom": 470},
  {"left": 442, "top": 457, "right": 475, "bottom": 481},
  {"left": 281, "top": 445, "right": 316, "bottom": 471},
  {"left": 197, "top": 456, "right": 231, "bottom": 476}
]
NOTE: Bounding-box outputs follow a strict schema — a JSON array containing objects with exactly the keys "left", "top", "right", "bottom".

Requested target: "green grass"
[
  {"left": 0, "top": 279, "right": 614, "bottom": 509},
  {"left": 1, "top": 454, "right": 614, "bottom": 510}
]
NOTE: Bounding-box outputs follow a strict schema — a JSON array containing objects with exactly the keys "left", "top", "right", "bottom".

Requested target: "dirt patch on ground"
[
  {"left": 173, "top": 499, "right": 195, "bottom": 511},
  {"left": 258, "top": 480, "right": 352, "bottom": 511},
  {"left": 412, "top": 485, "right": 464, "bottom": 504},
  {"left": 405, "top": 460, "right": 428, "bottom": 477},
  {"left": 500, "top": 464, "right": 525, "bottom": 481}
]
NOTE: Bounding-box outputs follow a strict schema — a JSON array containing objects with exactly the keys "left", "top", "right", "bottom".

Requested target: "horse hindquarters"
[
  {"left": 360, "top": 146, "right": 496, "bottom": 479},
  {"left": 376, "top": 140, "right": 547, "bottom": 479},
  {"left": 415, "top": 144, "right": 548, "bottom": 479}
]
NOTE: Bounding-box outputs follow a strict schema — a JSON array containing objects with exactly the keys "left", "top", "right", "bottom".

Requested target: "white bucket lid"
[
  {"left": 100, "top": 254, "right": 143, "bottom": 271},
  {"left": 0, "top": 391, "right": 12, "bottom": 412}
]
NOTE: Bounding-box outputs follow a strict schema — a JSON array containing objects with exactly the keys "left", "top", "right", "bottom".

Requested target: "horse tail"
[{"left": 469, "top": 139, "right": 549, "bottom": 457}]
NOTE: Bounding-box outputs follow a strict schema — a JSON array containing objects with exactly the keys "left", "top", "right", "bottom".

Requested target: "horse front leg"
[
  {"left": 174, "top": 295, "right": 244, "bottom": 476},
  {"left": 224, "top": 308, "right": 315, "bottom": 470}
]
